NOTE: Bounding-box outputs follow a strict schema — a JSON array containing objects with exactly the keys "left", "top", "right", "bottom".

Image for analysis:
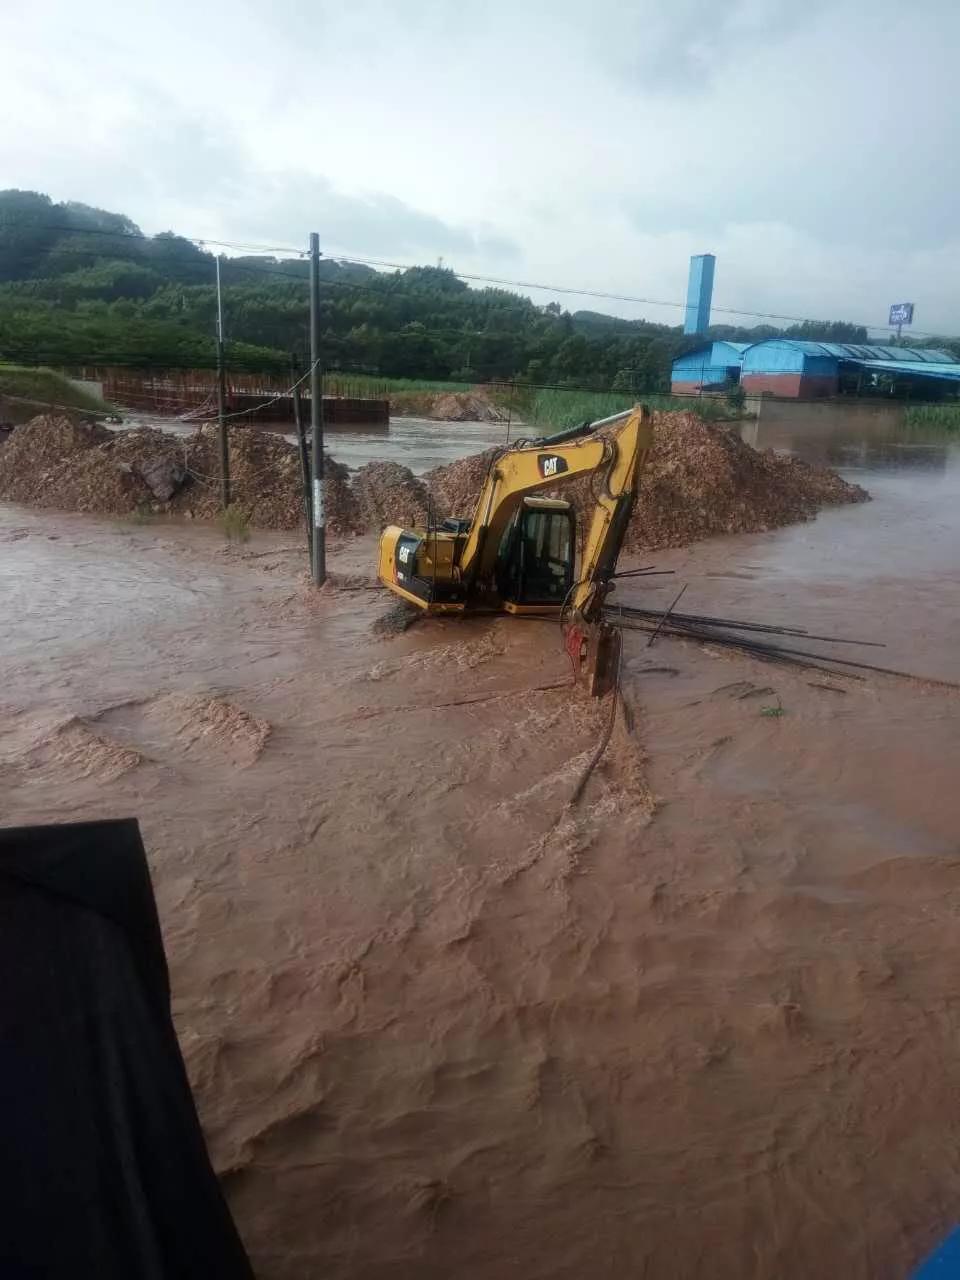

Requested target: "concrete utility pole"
[
  {"left": 309, "top": 232, "right": 326, "bottom": 586},
  {"left": 215, "top": 254, "right": 230, "bottom": 508}
]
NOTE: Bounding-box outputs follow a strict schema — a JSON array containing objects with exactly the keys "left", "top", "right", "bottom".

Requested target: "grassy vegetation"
[
  {"left": 218, "top": 503, "right": 251, "bottom": 544},
  {"left": 0, "top": 363, "right": 113, "bottom": 416},
  {"left": 325, "top": 374, "right": 474, "bottom": 399},
  {"left": 520, "top": 387, "right": 741, "bottom": 430},
  {"left": 523, "top": 388, "right": 634, "bottom": 427},
  {"left": 323, "top": 371, "right": 749, "bottom": 429},
  {"left": 902, "top": 403, "right": 960, "bottom": 431}
]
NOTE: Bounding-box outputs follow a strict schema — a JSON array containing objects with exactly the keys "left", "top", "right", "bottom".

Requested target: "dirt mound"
[
  {"left": 351, "top": 461, "right": 431, "bottom": 532},
  {"left": 0, "top": 415, "right": 363, "bottom": 534},
  {"left": 159, "top": 427, "right": 361, "bottom": 535},
  {"left": 423, "top": 414, "right": 868, "bottom": 551},
  {"left": 393, "top": 388, "right": 507, "bottom": 422},
  {"left": 0, "top": 415, "right": 152, "bottom": 512},
  {"left": 0, "top": 410, "right": 867, "bottom": 550},
  {"left": 623, "top": 412, "right": 868, "bottom": 550},
  {"left": 427, "top": 392, "right": 506, "bottom": 422},
  {"left": 424, "top": 447, "right": 501, "bottom": 518}
]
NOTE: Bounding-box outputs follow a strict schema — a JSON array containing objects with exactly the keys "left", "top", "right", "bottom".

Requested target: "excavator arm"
[
  {"left": 458, "top": 405, "right": 652, "bottom": 611},
  {"left": 568, "top": 404, "right": 652, "bottom": 620}
]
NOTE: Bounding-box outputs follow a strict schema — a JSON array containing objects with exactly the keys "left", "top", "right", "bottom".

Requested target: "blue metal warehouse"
[
  {"left": 670, "top": 341, "right": 750, "bottom": 394},
  {"left": 672, "top": 339, "right": 960, "bottom": 400}
]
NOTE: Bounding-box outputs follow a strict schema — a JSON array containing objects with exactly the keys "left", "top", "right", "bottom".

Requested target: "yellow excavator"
[{"left": 377, "top": 404, "right": 653, "bottom": 695}]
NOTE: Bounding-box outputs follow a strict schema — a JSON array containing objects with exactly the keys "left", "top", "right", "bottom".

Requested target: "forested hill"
[{"left": 0, "top": 188, "right": 895, "bottom": 387}]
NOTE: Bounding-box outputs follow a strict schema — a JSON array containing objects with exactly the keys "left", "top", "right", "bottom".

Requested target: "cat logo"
[
  {"left": 398, "top": 546, "right": 411, "bottom": 564},
  {"left": 538, "top": 454, "right": 568, "bottom": 479}
]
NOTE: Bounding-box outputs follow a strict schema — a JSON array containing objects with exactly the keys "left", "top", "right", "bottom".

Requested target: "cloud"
[
  {"left": 4, "top": 0, "right": 960, "bottom": 330},
  {"left": 2, "top": 67, "right": 518, "bottom": 262},
  {"left": 228, "top": 175, "right": 520, "bottom": 261},
  {"left": 549, "top": 0, "right": 827, "bottom": 90}
]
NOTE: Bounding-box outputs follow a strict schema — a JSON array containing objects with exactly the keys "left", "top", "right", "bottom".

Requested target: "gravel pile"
[
  {"left": 351, "top": 461, "right": 431, "bottom": 532},
  {"left": 420, "top": 412, "right": 868, "bottom": 551}
]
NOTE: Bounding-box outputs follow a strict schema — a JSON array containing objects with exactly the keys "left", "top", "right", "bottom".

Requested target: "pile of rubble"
[
  {"left": 0, "top": 417, "right": 150, "bottom": 513},
  {"left": 351, "top": 461, "right": 430, "bottom": 532},
  {"left": 424, "top": 448, "right": 500, "bottom": 517},
  {"left": 0, "top": 411, "right": 868, "bottom": 550},
  {"left": 420, "top": 412, "right": 868, "bottom": 549},
  {"left": 621, "top": 411, "right": 867, "bottom": 550},
  {"left": 391, "top": 389, "right": 507, "bottom": 422},
  {"left": 0, "top": 416, "right": 363, "bottom": 534}
]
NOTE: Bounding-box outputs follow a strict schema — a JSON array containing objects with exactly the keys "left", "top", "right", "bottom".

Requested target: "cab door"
[{"left": 497, "top": 505, "right": 575, "bottom": 605}]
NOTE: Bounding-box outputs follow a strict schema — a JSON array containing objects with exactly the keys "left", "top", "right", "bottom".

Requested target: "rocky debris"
[
  {"left": 351, "top": 461, "right": 431, "bottom": 532},
  {"left": 170, "top": 429, "right": 361, "bottom": 534},
  {"left": 0, "top": 415, "right": 364, "bottom": 534},
  {"left": 421, "top": 413, "right": 868, "bottom": 551},
  {"left": 0, "top": 410, "right": 868, "bottom": 550},
  {"left": 0, "top": 415, "right": 154, "bottom": 512},
  {"left": 137, "top": 453, "right": 186, "bottom": 502}
]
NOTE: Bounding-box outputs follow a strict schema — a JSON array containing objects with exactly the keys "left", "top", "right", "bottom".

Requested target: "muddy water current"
[
  {"left": 2, "top": 406, "right": 960, "bottom": 1277},
  {"left": 122, "top": 411, "right": 511, "bottom": 475}
]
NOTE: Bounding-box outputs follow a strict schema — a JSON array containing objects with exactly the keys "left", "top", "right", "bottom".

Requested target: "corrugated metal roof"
[
  {"left": 677, "top": 341, "right": 750, "bottom": 357},
  {"left": 859, "top": 360, "right": 960, "bottom": 379},
  {"left": 754, "top": 339, "right": 957, "bottom": 363}
]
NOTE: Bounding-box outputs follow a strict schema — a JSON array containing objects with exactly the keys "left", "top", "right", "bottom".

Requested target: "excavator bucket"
[{"left": 564, "top": 619, "right": 622, "bottom": 697}]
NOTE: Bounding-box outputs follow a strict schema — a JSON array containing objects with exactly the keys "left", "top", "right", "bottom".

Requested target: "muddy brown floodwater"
[{"left": 2, "top": 407, "right": 960, "bottom": 1279}]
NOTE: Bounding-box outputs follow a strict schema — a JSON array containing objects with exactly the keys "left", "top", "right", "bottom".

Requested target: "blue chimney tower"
[{"left": 684, "top": 254, "right": 716, "bottom": 335}]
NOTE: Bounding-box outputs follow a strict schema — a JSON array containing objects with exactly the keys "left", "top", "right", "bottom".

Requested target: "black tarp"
[{"left": 0, "top": 818, "right": 255, "bottom": 1279}]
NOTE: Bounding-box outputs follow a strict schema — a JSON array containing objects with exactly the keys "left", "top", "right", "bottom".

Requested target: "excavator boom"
[{"left": 456, "top": 406, "right": 651, "bottom": 601}]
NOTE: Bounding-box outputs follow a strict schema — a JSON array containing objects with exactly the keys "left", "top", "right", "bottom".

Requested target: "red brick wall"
[
  {"left": 740, "top": 373, "right": 838, "bottom": 399},
  {"left": 670, "top": 381, "right": 705, "bottom": 395}
]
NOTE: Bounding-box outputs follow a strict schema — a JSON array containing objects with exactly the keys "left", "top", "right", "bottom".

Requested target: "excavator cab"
[{"left": 495, "top": 497, "right": 575, "bottom": 610}]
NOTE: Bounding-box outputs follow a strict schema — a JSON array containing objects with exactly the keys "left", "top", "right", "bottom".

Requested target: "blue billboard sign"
[{"left": 889, "top": 303, "right": 914, "bottom": 326}]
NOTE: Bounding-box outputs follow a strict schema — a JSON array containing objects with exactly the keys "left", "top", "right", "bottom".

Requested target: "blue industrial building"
[
  {"left": 672, "top": 339, "right": 960, "bottom": 400},
  {"left": 671, "top": 341, "right": 749, "bottom": 394}
]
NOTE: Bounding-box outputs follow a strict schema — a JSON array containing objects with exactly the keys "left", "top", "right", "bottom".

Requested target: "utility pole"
[
  {"left": 309, "top": 232, "right": 326, "bottom": 586},
  {"left": 215, "top": 254, "right": 230, "bottom": 508}
]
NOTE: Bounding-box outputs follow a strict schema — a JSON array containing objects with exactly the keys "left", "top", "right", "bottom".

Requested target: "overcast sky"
[{"left": 6, "top": 0, "right": 960, "bottom": 333}]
